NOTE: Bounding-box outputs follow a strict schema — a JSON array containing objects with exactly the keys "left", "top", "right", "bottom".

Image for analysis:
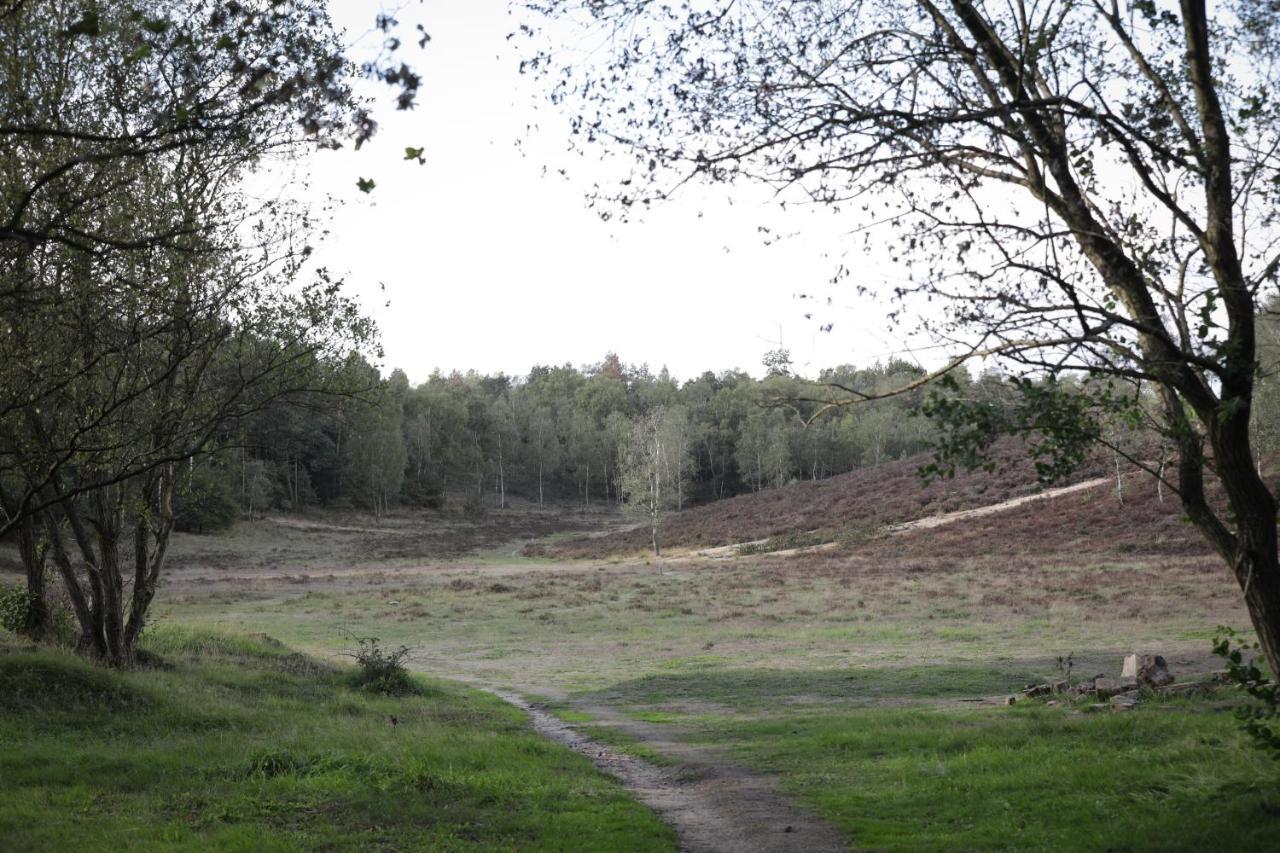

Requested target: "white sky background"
[{"left": 300, "top": 1, "right": 925, "bottom": 385}]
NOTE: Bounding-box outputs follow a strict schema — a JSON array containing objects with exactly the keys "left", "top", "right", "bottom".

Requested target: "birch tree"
[{"left": 620, "top": 408, "right": 692, "bottom": 564}]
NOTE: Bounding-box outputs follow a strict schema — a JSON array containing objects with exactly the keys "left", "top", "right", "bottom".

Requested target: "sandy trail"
[
  {"left": 478, "top": 685, "right": 849, "bottom": 853},
  {"left": 884, "top": 476, "right": 1111, "bottom": 533},
  {"left": 684, "top": 475, "right": 1113, "bottom": 558}
]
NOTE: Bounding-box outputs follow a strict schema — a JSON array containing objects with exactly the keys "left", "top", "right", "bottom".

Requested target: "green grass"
[
  {"left": 0, "top": 626, "right": 675, "bottom": 852},
  {"left": 585, "top": 663, "right": 1042, "bottom": 711},
  {"left": 141, "top": 511, "right": 1278, "bottom": 849},
  {"left": 695, "top": 698, "right": 1280, "bottom": 851}
]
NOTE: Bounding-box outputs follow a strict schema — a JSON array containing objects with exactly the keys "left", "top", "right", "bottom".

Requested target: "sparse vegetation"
[{"left": 346, "top": 636, "right": 418, "bottom": 697}]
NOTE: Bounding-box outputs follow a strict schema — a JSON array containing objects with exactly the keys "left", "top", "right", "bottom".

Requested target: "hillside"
[{"left": 534, "top": 440, "right": 1211, "bottom": 560}]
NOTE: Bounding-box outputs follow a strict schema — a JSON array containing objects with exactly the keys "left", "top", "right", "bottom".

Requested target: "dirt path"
[
  {"left": 883, "top": 475, "right": 1110, "bottom": 533},
  {"left": 683, "top": 475, "right": 1113, "bottom": 559},
  {"left": 481, "top": 686, "right": 849, "bottom": 853}
]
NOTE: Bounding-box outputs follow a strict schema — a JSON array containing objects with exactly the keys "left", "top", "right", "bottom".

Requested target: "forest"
[
  {"left": 199, "top": 293, "right": 1280, "bottom": 529},
  {"left": 192, "top": 354, "right": 943, "bottom": 525}
]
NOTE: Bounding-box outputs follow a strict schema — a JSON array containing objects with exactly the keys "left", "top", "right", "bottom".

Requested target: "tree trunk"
[
  {"left": 497, "top": 433, "right": 506, "bottom": 509},
  {"left": 1171, "top": 387, "right": 1280, "bottom": 676},
  {"left": 17, "top": 514, "right": 49, "bottom": 640},
  {"left": 1213, "top": 434, "right": 1280, "bottom": 676},
  {"left": 1113, "top": 451, "right": 1124, "bottom": 504}
]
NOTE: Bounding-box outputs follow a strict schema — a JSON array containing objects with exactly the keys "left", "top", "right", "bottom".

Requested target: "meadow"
[{"left": 117, "top": 470, "right": 1280, "bottom": 851}]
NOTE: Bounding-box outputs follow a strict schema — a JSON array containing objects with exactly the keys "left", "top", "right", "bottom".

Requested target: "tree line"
[{"left": 192, "top": 354, "right": 946, "bottom": 525}]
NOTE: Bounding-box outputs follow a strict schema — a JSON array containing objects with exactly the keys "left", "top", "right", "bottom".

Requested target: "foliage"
[
  {"left": 919, "top": 374, "right": 1137, "bottom": 486},
  {"left": 1213, "top": 626, "right": 1280, "bottom": 756},
  {"left": 0, "top": 584, "right": 34, "bottom": 636},
  {"left": 174, "top": 464, "right": 240, "bottom": 534},
  {"left": 346, "top": 636, "right": 419, "bottom": 697},
  {"left": 0, "top": 0, "right": 388, "bottom": 665}
]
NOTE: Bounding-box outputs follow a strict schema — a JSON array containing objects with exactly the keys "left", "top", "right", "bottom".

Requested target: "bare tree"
[{"left": 525, "top": 0, "right": 1280, "bottom": 670}]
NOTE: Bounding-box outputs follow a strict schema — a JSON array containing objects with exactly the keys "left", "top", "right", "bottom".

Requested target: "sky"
[{"left": 299, "top": 1, "right": 923, "bottom": 385}]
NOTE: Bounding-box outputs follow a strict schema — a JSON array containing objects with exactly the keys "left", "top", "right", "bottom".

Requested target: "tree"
[
  {"left": 0, "top": 1, "right": 386, "bottom": 664},
  {"left": 620, "top": 407, "right": 692, "bottom": 565},
  {"left": 526, "top": 1, "right": 1280, "bottom": 673},
  {"left": 343, "top": 365, "right": 407, "bottom": 519},
  {"left": 526, "top": 406, "right": 561, "bottom": 506}
]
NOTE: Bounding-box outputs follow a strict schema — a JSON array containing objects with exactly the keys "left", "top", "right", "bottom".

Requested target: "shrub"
[
  {"left": 0, "top": 583, "right": 34, "bottom": 636},
  {"left": 174, "top": 465, "right": 239, "bottom": 533},
  {"left": 1213, "top": 626, "right": 1280, "bottom": 756},
  {"left": 347, "top": 636, "right": 419, "bottom": 696}
]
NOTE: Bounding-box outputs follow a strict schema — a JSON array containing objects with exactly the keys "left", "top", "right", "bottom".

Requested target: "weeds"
[{"left": 345, "top": 636, "right": 419, "bottom": 696}]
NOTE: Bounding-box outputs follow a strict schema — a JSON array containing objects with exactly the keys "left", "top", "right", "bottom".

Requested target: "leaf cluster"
[{"left": 1213, "top": 626, "right": 1280, "bottom": 756}]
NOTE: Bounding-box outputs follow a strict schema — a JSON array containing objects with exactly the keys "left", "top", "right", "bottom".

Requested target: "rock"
[
  {"left": 1094, "top": 677, "right": 1126, "bottom": 698},
  {"left": 1049, "top": 679, "right": 1069, "bottom": 694},
  {"left": 1084, "top": 703, "right": 1109, "bottom": 713},
  {"left": 1111, "top": 700, "right": 1137, "bottom": 712},
  {"left": 1006, "top": 695, "right": 1017, "bottom": 706},
  {"left": 1023, "top": 683, "right": 1053, "bottom": 698},
  {"left": 1114, "top": 689, "right": 1141, "bottom": 703},
  {"left": 1123, "top": 654, "right": 1175, "bottom": 687},
  {"left": 1154, "top": 681, "right": 1213, "bottom": 697},
  {"left": 1046, "top": 700, "right": 1060, "bottom": 707}
]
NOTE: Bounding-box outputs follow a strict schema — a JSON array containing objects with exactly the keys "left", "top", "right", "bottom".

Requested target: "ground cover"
[
  {"left": 0, "top": 626, "right": 674, "bottom": 852},
  {"left": 529, "top": 442, "right": 1130, "bottom": 559},
  {"left": 6, "top": 465, "right": 1275, "bottom": 850}
]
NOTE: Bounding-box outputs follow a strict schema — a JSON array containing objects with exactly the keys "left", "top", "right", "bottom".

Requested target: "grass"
[
  {"left": 22, "top": 472, "right": 1269, "bottom": 850},
  {"left": 695, "top": 698, "right": 1280, "bottom": 851},
  {"left": 0, "top": 626, "right": 675, "bottom": 852}
]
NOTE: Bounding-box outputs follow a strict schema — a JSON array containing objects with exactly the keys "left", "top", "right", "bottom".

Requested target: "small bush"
[
  {"left": 0, "top": 583, "right": 35, "bottom": 635},
  {"left": 1213, "top": 626, "right": 1280, "bottom": 756},
  {"left": 347, "top": 636, "right": 419, "bottom": 696},
  {"left": 461, "top": 490, "right": 487, "bottom": 516}
]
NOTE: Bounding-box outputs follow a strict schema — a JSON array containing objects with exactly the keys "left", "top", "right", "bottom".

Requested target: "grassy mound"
[
  {"left": 0, "top": 628, "right": 674, "bottom": 851},
  {"left": 0, "top": 652, "right": 149, "bottom": 712}
]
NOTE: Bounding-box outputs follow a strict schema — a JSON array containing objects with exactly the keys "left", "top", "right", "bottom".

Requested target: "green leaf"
[
  {"left": 403, "top": 146, "right": 425, "bottom": 164},
  {"left": 63, "top": 11, "right": 101, "bottom": 38},
  {"left": 123, "top": 44, "right": 153, "bottom": 64},
  {"left": 356, "top": 178, "right": 376, "bottom": 194}
]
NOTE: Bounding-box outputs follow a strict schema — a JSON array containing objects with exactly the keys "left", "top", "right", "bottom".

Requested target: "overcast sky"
[{"left": 299, "top": 1, "right": 922, "bottom": 385}]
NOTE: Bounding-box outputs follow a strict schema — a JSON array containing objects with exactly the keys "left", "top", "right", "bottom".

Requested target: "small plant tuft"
[
  {"left": 1212, "top": 626, "right": 1280, "bottom": 756},
  {"left": 346, "top": 636, "right": 419, "bottom": 696},
  {"left": 0, "top": 583, "right": 36, "bottom": 635}
]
